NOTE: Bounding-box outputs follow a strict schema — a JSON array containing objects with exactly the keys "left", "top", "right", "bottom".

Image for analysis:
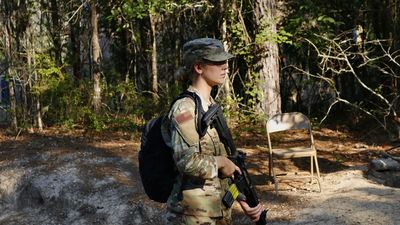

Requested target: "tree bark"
[
  {"left": 70, "top": 21, "right": 81, "bottom": 80},
  {"left": 50, "top": 0, "right": 62, "bottom": 65},
  {"left": 26, "top": 24, "right": 33, "bottom": 132},
  {"left": 255, "top": 0, "right": 281, "bottom": 117},
  {"left": 28, "top": 20, "right": 43, "bottom": 132},
  {"left": 149, "top": 13, "right": 158, "bottom": 94},
  {"left": 90, "top": 1, "right": 102, "bottom": 112},
  {"left": 219, "top": 0, "right": 232, "bottom": 105},
  {"left": 4, "top": 11, "right": 18, "bottom": 132}
]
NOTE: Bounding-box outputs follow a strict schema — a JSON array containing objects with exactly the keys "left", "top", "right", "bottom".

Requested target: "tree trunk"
[
  {"left": 7, "top": 80, "right": 17, "bottom": 132},
  {"left": 26, "top": 25, "right": 33, "bottom": 132},
  {"left": 219, "top": 0, "right": 232, "bottom": 106},
  {"left": 149, "top": 13, "right": 158, "bottom": 94},
  {"left": 255, "top": 0, "right": 281, "bottom": 117},
  {"left": 70, "top": 21, "right": 81, "bottom": 80},
  {"left": 28, "top": 21, "right": 43, "bottom": 132},
  {"left": 90, "top": 1, "right": 102, "bottom": 112},
  {"left": 50, "top": 0, "right": 62, "bottom": 65},
  {"left": 389, "top": 0, "right": 400, "bottom": 116},
  {"left": 4, "top": 13, "right": 18, "bottom": 132}
]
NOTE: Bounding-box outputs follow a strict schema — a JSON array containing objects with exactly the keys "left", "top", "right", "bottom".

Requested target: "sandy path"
[
  {"left": 1, "top": 132, "right": 399, "bottom": 225},
  {"left": 279, "top": 168, "right": 400, "bottom": 225}
]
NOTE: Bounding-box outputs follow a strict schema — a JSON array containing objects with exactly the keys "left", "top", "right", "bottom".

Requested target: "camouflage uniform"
[{"left": 161, "top": 86, "right": 231, "bottom": 225}]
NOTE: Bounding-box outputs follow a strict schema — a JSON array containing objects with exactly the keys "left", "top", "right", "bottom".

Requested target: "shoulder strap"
[{"left": 170, "top": 91, "right": 205, "bottom": 137}]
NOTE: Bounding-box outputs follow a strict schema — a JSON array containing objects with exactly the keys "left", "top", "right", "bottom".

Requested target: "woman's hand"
[
  {"left": 215, "top": 156, "right": 240, "bottom": 178},
  {"left": 238, "top": 201, "right": 265, "bottom": 222}
]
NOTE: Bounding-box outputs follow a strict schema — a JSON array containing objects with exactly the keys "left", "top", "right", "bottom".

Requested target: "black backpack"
[{"left": 138, "top": 91, "right": 203, "bottom": 203}]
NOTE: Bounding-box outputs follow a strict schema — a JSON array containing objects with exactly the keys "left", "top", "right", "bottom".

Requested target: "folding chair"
[{"left": 264, "top": 112, "right": 321, "bottom": 194}]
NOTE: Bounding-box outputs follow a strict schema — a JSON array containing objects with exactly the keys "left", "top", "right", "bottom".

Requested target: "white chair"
[{"left": 264, "top": 112, "right": 321, "bottom": 194}]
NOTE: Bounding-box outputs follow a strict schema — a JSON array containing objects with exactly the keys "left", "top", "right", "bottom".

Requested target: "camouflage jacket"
[{"left": 161, "top": 86, "right": 230, "bottom": 218}]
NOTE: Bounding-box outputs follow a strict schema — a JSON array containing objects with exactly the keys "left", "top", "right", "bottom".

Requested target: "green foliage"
[
  {"left": 232, "top": 110, "right": 266, "bottom": 138},
  {"left": 32, "top": 54, "right": 65, "bottom": 96},
  {"left": 62, "top": 119, "right": 76, "bottom": 129},
  {"left": 41, "top": 79, "right": 86, "bottom": 125},
  {"left": 121, "top": 0, "right": 148, "bottom": 19},
  {"left": 335, "top": 155, "right": 345, "bottom": 163},
  {"left": 283, "top": 0, "right": 350, "bottom": 53},
  {"left": 31, "top": 53, "right": 75, "bottom": 124},
  {"left": 244, "top": 72, "right": 262, "bottom": 110},
  {"left": 108, "top": 0, "right": 195, "bottom": 27},
  {"left": 225, "top": 71, "right": 266, "bottom": 126},
  {"left": 29, "top": 54, "right": 175, "bottom": 132},
  {"left": 6, "top": 0, "right": 399, "bottom": 136},
  {"left": 230, "top": 23, "right": 254, "bottom": 63},
  {"left": 105, "top": 81, "right": 139, "bottom": 113},
  {"left": 105, "top": 114, "right": 140, "bottom": 132},
  {"left": 255, "top": 18, "right": 293, "bottom": 45},
  {"left": 82, "top": 106, "right": 106, "bottom": 132},
  {"left": 30, "top": 53, "right": 90, "bottom": 127}
]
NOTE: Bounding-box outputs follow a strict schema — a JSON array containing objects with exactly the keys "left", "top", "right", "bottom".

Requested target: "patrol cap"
[{"left": 182, "top": 38, "right": 234, "bottom": 65}]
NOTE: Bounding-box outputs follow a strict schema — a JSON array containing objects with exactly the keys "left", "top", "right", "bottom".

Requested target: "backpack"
[{"left": 138, "top": 91, "right": 203, "bottom": 203}]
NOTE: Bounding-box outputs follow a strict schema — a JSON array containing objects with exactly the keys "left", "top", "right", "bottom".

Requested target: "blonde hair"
[{"left": 175, "top": 63, "right": 198, "bottom": 84}]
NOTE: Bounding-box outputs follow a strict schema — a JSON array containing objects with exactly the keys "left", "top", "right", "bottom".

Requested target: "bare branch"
[
  {"left": 296, "top": 33, "right": 400, "bottom": 138},
  {"left": 65, "top": 1, "right": 87, "bottom": 26},
  {"left": 337, "top": 98, "right": 386, "bottom": 129},
  {"left": 311, "top": 35, "right": 391, "bottom": 107},
  {"left": 288, "top": 65, "right": 335, "bottom": 86},
  {"left": 379, "top": 41, "right": 400, "bottom": 68},
  {"left": 320, "top": 99, "right": 339, "bottom": 124}
]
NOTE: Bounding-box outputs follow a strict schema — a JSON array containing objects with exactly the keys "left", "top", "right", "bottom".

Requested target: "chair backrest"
[
  {"left": 266, "top": 112, "right": 315, "bottom": 154},
  {"left": 266, "top": 112, "right": 311, "bottom": 133}
]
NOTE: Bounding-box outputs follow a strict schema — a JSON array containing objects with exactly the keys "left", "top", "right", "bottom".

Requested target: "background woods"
[{"left": 1, "top": 0, "right": 400, "bottom": 138}]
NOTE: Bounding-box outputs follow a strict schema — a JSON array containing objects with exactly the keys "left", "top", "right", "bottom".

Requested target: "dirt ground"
[{"left": 1, "top": 126, "right": 399, "bottom": 225}]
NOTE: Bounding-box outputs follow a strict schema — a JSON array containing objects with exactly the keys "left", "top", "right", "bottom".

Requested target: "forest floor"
[{"left": 0, "top": 125, "right": 400, "bottom": 225}]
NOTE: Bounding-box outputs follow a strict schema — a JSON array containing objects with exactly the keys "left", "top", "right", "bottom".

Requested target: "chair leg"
[
  {"left": 268, "top": 156, "right": 279, "bottom": 194},
  {"left": 313, "top": 155, "right": 322, "bottom": 192},
  {"left": 316, "top": 177, "right": 322, "bottom": 193},
  {"left": 272, "top": 167, "right": 279, "bottom": 195},
  {"left": 310, "top": 156, "right": 314, "bottom": 184},
  {"left": 268, "top": 154, "right": 273, "bottom": 184},
  {"left": 314, "top": 155, "right": 321, "bottom": 178}
]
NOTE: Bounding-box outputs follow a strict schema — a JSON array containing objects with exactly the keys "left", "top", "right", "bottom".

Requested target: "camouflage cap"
[{"left": 182, "top": 38, "right": 234, "bottom": 66}]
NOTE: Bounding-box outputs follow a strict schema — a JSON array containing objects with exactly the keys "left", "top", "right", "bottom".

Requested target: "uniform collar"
[{"left": 187, "top": 86, "right": 214, "bottom": 111}]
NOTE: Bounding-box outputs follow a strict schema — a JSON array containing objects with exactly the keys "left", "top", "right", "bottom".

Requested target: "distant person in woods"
[{"left": 161, "top": 38, "right": 265, "bottom": 225}]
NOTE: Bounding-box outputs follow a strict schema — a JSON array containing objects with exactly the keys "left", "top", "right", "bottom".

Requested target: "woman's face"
[{"left": 198, "top": 61, "right": 228, "bottom": 86}]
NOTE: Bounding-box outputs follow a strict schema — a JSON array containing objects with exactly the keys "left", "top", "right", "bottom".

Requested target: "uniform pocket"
[{"left": 181, "top": 188, "right": 223, "bottom": 217}]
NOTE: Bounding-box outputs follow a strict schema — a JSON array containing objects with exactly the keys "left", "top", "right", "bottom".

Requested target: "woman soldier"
[{"left": 161, "top": 38, "right": 265, "bottom": 225}]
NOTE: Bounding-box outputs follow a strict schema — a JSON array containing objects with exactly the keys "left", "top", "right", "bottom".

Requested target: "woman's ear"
[{"left": 193, "top": 63, "right": 203, "bottom": 75}]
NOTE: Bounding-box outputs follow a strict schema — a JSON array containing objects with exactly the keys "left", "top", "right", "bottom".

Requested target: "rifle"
[{"left": 201, "top": 104, "right": 268, "bottom": 225}]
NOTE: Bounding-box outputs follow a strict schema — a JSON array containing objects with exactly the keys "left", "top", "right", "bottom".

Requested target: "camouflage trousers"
[{"left": 164, "top": 211, "right": 232, "bottom": 225}]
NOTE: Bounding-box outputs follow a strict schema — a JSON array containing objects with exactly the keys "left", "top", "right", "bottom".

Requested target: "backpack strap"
[{"left": 171, "top": 91, "right": 205, "bottom": 137}]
